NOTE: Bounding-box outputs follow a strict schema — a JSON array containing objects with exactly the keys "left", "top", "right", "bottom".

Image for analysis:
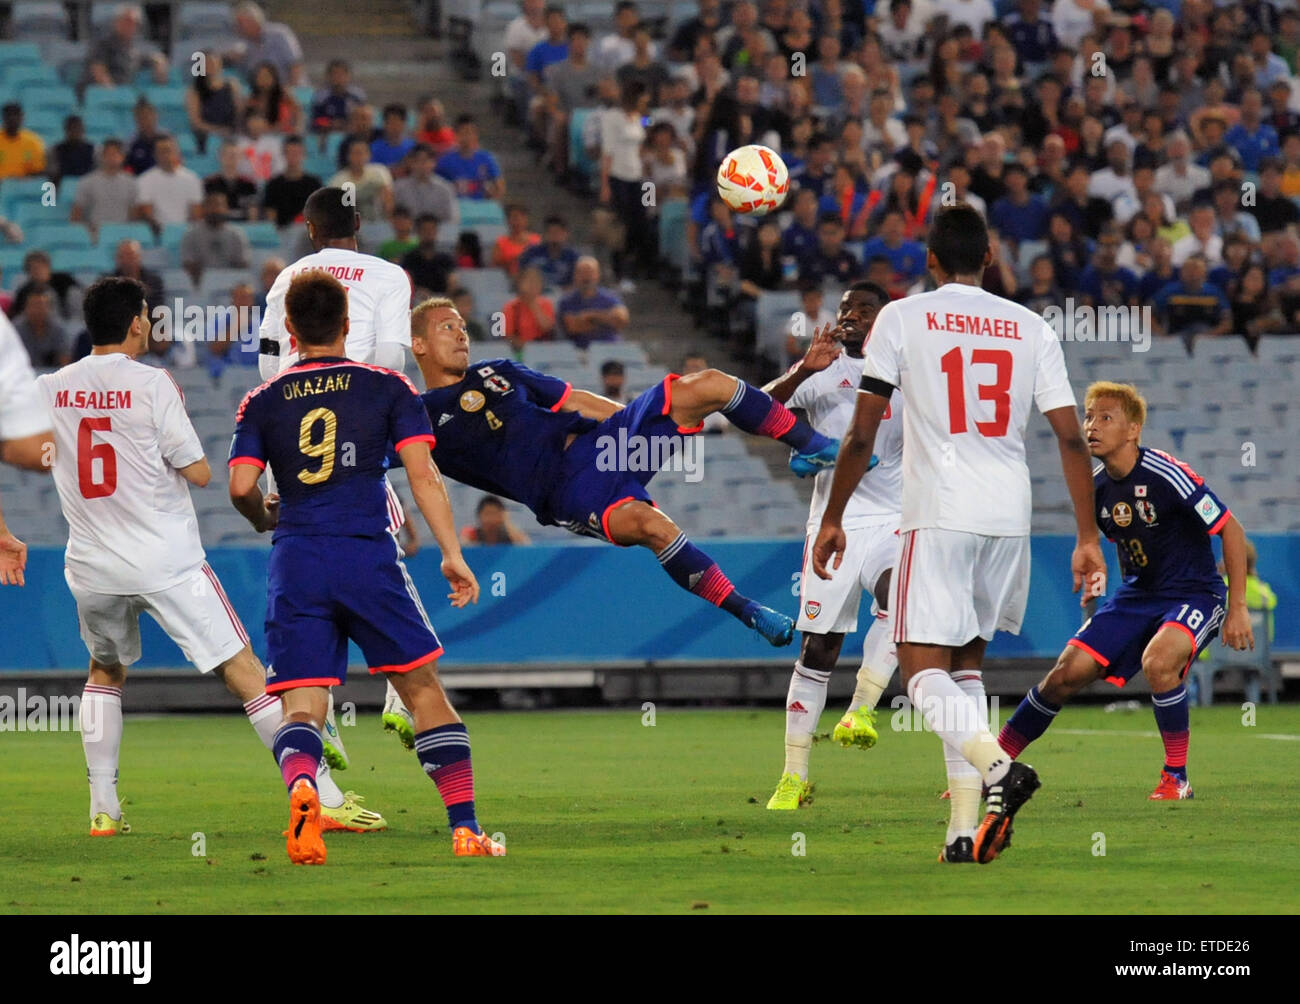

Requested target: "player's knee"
[
  {"left": 1042, "top": 649, "right": 1092, "bottom": 701},
  {"left": 1141, "top": 650, "right": 1183, "bottom": 692},
  {"left": 676, "top": 368, "right": 733, "bottom": 408},
  {"left": 800, "top": 632, "right": 842, "bottom": 670},
  {"left": 618, "top": 503, "right": 677, "bottom": 549}
]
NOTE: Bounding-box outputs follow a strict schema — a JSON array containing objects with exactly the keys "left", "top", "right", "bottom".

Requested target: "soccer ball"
[{"left": 716, "top": 144, "right": 790, "bottom": 216}]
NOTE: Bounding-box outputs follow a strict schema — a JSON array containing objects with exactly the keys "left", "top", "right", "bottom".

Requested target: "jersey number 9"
[{"left": 297, "top": 407, "right": 338, "bottom": 484}]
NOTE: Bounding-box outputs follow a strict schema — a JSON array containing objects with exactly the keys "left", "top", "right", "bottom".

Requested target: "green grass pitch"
[{"left": 4, "top": 705, "right": 1298, "bottom": 914}]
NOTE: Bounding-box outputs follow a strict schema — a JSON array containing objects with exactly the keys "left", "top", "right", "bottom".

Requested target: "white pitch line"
[{"left": 1055, "top": 728, "right": 1300, "bottom": 742}]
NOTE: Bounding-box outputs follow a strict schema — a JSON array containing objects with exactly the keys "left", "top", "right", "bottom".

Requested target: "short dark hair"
[
  {"left": 83, "top": 277, "right": 146, "bottom": 347},
  {"left": 284, "top": 133, "right": 305, "bottom": 148},
  {"left": 927, "top": 203, "right": 989, "bottom": 275},
  {"left": 382, "top": 103, "right": 407, "bottom": 120},
  {"left": 284, "top": 272, "right": 348, "bottom": 347},
  {"left": 543, "top": 215, "right": 567, "bottom": 229},
  {"left": 477, "top": 494, "right": 506, "bottom": 514},
  {"left": 817, "top": 212, "right": 844, "bottom": 228},
  {"left": 601, "top": 360, "right": 625, "bottom": 376},
  {"left": 568, "top": 22, "right": 590, "bottom": 38},
  {"left": 846, "top": 279, "right": 889, "bottom": 303},
  {"left": 303, "top": 187, "right": 359, "bottom": 240},
  {"left": 455, "top": 113, "right": 476, "bottom": 128},
  {"left": 414, "top": 213, "right": 440, "bottom": 228}
]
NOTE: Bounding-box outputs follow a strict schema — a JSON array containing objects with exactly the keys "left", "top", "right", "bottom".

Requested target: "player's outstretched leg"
[
  {"left": 220, "top": 648, "right": 385, "bottom": 833},
  {"left": 382, "top": 678, "right": 416, "bottom": 750},
  {"left": 81, "top": 661, "right": 129, "bottom": 836},
  {"left": 1142, "top": 626, "right": 1196, "bottom": 801},
  {"left": 663, "top": 369, "right": 844, "bottom": 478},
  {"left": 997, "top": 644, "right": 1102, "bottom": 760},
  {"left": 607, "top": 501, "right": 794, "bottom": 646},
  {"left": 390, "top": 661, "right": 505, "bottom": 857}
]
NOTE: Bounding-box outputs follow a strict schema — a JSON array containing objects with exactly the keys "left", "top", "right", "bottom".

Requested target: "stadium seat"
[
  {"left": 9, "top": 3, "right": 69, "bottom": 40},
  {"left": 521, "top": 341, "right": 582, "bottom": 368},
  {"left": 0, "top": 42, "right": 43, "bottom": 68},
  {"left": 0, "top": 177, "right": 51, "bottom": 220},
  {"left": 0, "top": 245, "right": 26, "bottom": 276},
  {"left": 50, "top": 246, "right": 111, "bottom": 272},
  {"left": 158, "top": 223, "right": 188, "bottom": 249},
  {"left": 456, "top": 269, "right": 513, "bottom": 326},
  {"left": 238, "top": 221, "right": 282, "bottom": 250},
  {"left": 457, "top": 200, "right": 506, "bottom": 227},
  {"left": 175, "top": 2, "right": 235, "bottom": 40},
  {"left": 0, "top": 62, "right": 61, "bottom": 92},
  {"left": 199, "top": 268, "right": 253, "bottom": 301},
  {"left": 23, "top": 84, "right": 78, "bottom": 118},
  {"left": 754, "top": 290, "right": 801, "bottom": 363},
  {"left": 84, "top": 87, "right": 142, "bottom": 122},
  {"left": 95, "top": 222, "right": 156, "bottom": 250},
  {"left": 26, "top": 221, "right": 92, "bottom": 250},
  {"left": 658, "top": 199, "right": 689, "bottom": 274}
]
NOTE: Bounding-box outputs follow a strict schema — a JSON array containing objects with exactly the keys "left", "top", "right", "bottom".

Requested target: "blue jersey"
[
  {"left": 420, "top": 359, "right": 595, "bottom": 516},
  {"left": 231, "top": 357, "right": 435, "bottom": 540},
  {"left": 1094, "top": 446, "right": 1231, "bottom": 595}
]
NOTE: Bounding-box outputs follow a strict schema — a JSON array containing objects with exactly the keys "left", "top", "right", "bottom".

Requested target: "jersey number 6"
[
  {"left": 77, "top": 416, "right": 117, "bottom": 500},
  {"left": 940, "top": 347, "right": 1012, "bottom": 438},
  {"left": 298, "top": 407, "right": 338, "bottom": 484}
]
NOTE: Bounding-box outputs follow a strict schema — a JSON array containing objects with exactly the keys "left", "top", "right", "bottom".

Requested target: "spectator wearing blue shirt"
[
  {"left": 1224, "top": 89, "right": 1279, "bottom": 172},
  {"left": 1138, "top": 237, "right": 1178, "bottom": 302},
  {"left": 989, "top": 163, "right": 1050, "bottom": 244},
  {"left": 436, "top": 114, "right": 504, "bottom": 200},
  {"left": 1249, "top": 31, "right": 1291, "bottom": 89},
  {"left": 370, "top": 104, "right": 416, "bottom": 168},
  {"left": 557, "top": 256, "right": 630, "bottom": 348},
  {"left": 525, "top": 6, "right": 570, "bottom": 90},
  {"left": 518, "top": 215, "right": 580, "bottom": 291},
  {"left": 788, "top": 133, "right": 836, "bottom": 200},
  {"left": 1211, "top": 180, "right": 1262, "bottom": 244},
  {"left": 204, "top": 282, "right": 261, "bottom": 381},
  {"left": 1006, "top": 0, "right": 1058, "bottom": 67},
  {"left": 811, "top": 35, "right": 845, "bottom": 108},
  {"left": 1154, "top": 255, "right": 1233, "bottom": 339},
  {"left": 310, "top": 59, "right": 366, "bottom": 136},
  {"left": 859, "top": 209, "right": 927, "bottom": 286},
  {"left": 798, "top": 214, "right": 860, "bottom": 286},
  {"left": 699, "top": 197, "right": 741, "bottom": 267},
  {"left": 781, "top": 188, "right": 821, "bottom": 265},
  {"left": 1078, "top": 227, "right": 1140, "bottom": 307}
]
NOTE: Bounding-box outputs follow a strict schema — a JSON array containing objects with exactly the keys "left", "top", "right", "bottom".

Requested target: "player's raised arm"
[
  {"left": 763, "top": 322, "right": 841, "bottom": 404},
  {"left": 1217, "top": 514, "right": 1255, "bottom": 651},
  {"left": 1044, "top": 404, "right": 1105, "bottom": 599},
  {"left": 398, "top": 440, "right": 479, "bottom": 607}
]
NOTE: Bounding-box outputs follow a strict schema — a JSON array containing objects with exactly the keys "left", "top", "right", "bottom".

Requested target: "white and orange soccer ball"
[{"left": 716, "top": 144, "right": 790, "bottom": 215}]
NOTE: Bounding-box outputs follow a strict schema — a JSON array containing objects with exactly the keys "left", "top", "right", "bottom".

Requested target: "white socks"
[
  {"left": 243, "top": 693, "right": 282, "bottom": 748},
  {"left": 847, "top": 614, "right": 897, "bottom": 713},
  {"left": 81, "top": 684, "right": 124, "bottom": 818},
  {"left": 316, "top": 759, "right": 345, "bottom": 808},
  {"left": 907, "top": 668, "right": 1010, "bottom": 787},
  {"left": 783, "top": 662, "right": 830, "bottom": 780},
  {"left": 943, "top": 671, "right": 990, "bottom": 843}
]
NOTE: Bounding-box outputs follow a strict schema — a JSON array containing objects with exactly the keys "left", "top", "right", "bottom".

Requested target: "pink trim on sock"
[
  {"left": 431, "top": 760, "right": 475, "bottom": 807},
  {"left": 243, "top": 693, "right": 278, "bottom": 715},
  {"left": 692, "top": 564, "right": 735, "bottom": 606},
  {"left": 1161, "top": 731, "right": 1189, "bottom": 768},
  {"left": 756, "top": 400, "right": 797, "bottom": 439},
  {"left": 998, "top": 725, "right": 1028, "bottom": 759},
  {"left": 279, "top": 752, "right": 319, "bottom": 789}
]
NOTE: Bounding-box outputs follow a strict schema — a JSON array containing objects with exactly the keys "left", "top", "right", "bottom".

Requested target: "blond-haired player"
[{"left": 995, "top": 381, "right": 1253, "bottom": 800}]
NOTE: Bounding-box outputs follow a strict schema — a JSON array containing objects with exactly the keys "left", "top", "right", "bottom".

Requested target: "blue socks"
[
  {"left": 657, "top": 532, "right": 756, "bottom": 622},
  {"left": 415, "top": 723, "right": 479, "bottom": 831},
  {"left": 273, "top": 722, "right": 322, "bottom": 792},
  {"left": 719, "top": 379, "right": 829, "bottom": 454},
  {"left": 1152, "top": 684, "right": 1190, "bottom": 780},
  {"left": 997, "top": 685, "right": 1060, "bottom": 758}
]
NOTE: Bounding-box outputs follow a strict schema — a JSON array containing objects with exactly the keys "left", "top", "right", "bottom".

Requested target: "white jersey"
[
  {"left": 259, "top": 246, "right": 413, "bottom": 373},
  {"left": 788, "top": 352, "right": 903, "bottom": 531},
  {"left": 862, "top": 282, "right": 1075, "bottom": 537},
  {"left": 0, "top": 312, "right": 51, "bottom": 440},
  {"left": 37, "top": 354, "right": 206, "bottom": 595}
]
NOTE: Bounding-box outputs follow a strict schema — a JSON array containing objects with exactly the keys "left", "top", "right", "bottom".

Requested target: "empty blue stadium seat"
[
  {"left": 96, "top": 222, "right": 157, "bottom": 249},
  {"left": 26, "top": 221, "right": 92, "bottom": 250},
  {"left": 458, "top": 200, "right": 506, "bottom": 227},
  {"left": 9, "top": 4, "right": 68, "bottom": 40}
]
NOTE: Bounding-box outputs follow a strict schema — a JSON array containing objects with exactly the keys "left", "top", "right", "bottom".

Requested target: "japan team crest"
[{"left": 1137, "top": 500, "right": 1157, "bottom": 525}]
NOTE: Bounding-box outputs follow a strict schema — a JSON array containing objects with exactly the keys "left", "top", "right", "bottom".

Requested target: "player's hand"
[
  {"left": 0, "top": 529, "right": 27, "bottom": 586},
  {"left": 800, "top": 323, "right": 842, "bottom": 373},
  {"left": 259, "top": 493, "right": 280, "bottom": 533},
  {"left": 1072, "top": 537, "right": 1106, "bottom": 606},
  {"left": 442, "top": 554, "right": 480, "bottom": 607},
  {"left": 1221, "top": 604, "right": 1255, "bottom": 651},
  {"left": 811, "top": 522, "right": 846, "bottom": 580}
]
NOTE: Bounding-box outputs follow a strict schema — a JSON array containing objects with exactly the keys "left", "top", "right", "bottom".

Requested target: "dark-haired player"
[
  {"left": 258, "top": 186, "right": 417, "bottom": 780},
  {"left": 759, "top": 281, "right": 904, "bottom": 811},
  {"left": 403, "top": 296, "right": 846, "bottom": 650},
  {"left": 813, "top": 203, "right": 1106, "bottom": 863},
  {"left": 996, "top": 381, "right": 1254, "bottom": 800},
  {"left": 230, "top": 272, "right": 503, "bottom": 863},
  {"left": 36, "top": 278, "right": 295, "bottom": 836}
]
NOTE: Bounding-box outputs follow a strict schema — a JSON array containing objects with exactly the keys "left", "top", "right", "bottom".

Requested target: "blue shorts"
[
  {"left": 1070, "top": 585, "right": 1226, "bottom": 687},
  {"left": 544, "top": 375, "right": 701, "bottom": 542},
  {"left": 264, "top": 532, "right": 443, "bottom": 694}
]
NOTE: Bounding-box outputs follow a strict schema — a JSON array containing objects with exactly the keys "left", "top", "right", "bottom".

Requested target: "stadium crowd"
[{"left": 8, "top": 0, "right": 1300, "bottom": 376}]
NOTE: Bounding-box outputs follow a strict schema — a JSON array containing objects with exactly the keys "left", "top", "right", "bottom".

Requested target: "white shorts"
[
  {"left": 797, "top": 520, "right": 900, "bottom": 634},
  {"left": 66, "top": 563, "right": 250, "bottom": 672},
  {"left": 890, "top": 529, "right": 1030, "bottom": 647}
]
